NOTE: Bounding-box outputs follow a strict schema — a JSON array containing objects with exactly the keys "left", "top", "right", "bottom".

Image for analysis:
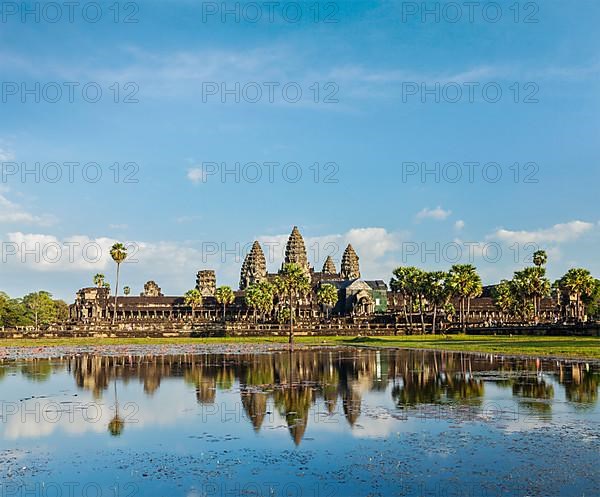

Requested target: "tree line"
[
  {"left": 390, "top": 251, "right": 600, "bottom": 333},
  {"left": 0, "top": 291, "right": 69, "bottom": 329}
]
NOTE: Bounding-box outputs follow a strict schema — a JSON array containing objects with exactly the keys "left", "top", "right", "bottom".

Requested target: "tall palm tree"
[
  {"left": 184, "top": 289, "right": 203, "bottom": 323},
  {"left": 93, "top": 273, "right": 105, "bottom": 287},
  {"left": 390, "top": 266, "right": 422, "bottom": 332},
  {"left": 109, "top": 243, "right": 128, "bottom": 325},
  {"left": 274, "top": 263, "right": 310, "bottom": 347},
  {"left": 515, "top": 267, "right": 550, "bottom": 320},
  {"left": 108, "top": 378, "right": 124, "bottom": 437},
  {"left": 448, "top": 264, "right": 482, "bottom": 333},
  {"left": 423, "top": 271, "right": 451, "bottom": 334},
  {"left": 533, "top": 250, "right": 548, "bottom": 268},
  {"left": 558, "top": 268, "right": 596, "bottom": 322},
  {"left": 215, "top": 286, "right": 235, "bottom": 321},
  {"left": 316, "top": 283, "right": 338, "bottom": 320}
]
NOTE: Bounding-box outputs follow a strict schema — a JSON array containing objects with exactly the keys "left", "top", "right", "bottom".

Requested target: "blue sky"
[{"left": 1, "top": 0, "right": 599, "bottom": 300}]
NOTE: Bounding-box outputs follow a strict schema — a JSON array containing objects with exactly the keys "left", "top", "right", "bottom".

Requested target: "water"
[{"left": 0, "top": 345, "right": 598, "bottom": 497}]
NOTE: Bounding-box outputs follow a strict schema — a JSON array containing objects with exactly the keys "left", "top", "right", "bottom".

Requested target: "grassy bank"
[{"left": 0, "top": 335, "right": 599, "bottom": 359}]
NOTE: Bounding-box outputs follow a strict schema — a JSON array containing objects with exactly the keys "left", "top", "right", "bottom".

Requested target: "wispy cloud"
[
  {"left": 489, "top": 220, "right": 595, "bottom": 244},
  {"left": 415, "top": 206, "right": 452, "bottom": 222},
  {"left": 0, "top": 192, "right": 56, "bottom": 226}
]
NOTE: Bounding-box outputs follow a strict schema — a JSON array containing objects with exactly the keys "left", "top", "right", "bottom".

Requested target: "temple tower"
[
  {"left": 282, "top": 226, "right": 311, "bottom": 280},
  {"left": 142, "top": 281, "right": 163, "bottom": 297},
  {"left": 196, "top": 270, "right": 216, "bottom": 297},
  {"left": 340, "top": 244, "right": 360, "bottom": 280},
  {"left": 239, "top": 241, "right": 267, "bottom": 289},
  {"left": 322, "top": 256, "right": 337, "bottom": 275}
]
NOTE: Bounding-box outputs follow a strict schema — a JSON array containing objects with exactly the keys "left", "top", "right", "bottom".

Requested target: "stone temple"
[
  {"left": 71, "top": 226, "right": 389, "bottom": 323},
  {"left": 240, "top": 226, "right": 388, "bottom": 315},
  {"left": 69, "top": 224, "right": 562, "bottom": 327}
]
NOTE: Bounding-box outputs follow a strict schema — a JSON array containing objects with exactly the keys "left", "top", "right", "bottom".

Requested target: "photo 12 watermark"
[
  {"left": 1, "top": 161, "right": 140, "bottom": 184},
  {"left": 401, "top": 81, "right": 539, "bottom": 104},
  {"left": 0, "top": 1, "right": 139, "bottom": 23},
  {"left": 200, "top": 1, "right": 340, "bottom": 24},
  {"left": 1, "top": 82, "right": 139, "bottom": 104},
  {"left": 188, "top": 161, "right": 339, "bottom": 185},
  {"left": 401, "top": 161, "right": 540, "bottom": 184},
  {"left": 399, "top": 1, "right": 540, "bottom": 24},
  {"left": 201, "top": 81, "right": 339, "bottom": 104}
]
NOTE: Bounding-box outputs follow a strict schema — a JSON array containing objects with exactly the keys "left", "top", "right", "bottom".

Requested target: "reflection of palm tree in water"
[{"left": 108, "top": 378, "right": 125, "bottom": 437}]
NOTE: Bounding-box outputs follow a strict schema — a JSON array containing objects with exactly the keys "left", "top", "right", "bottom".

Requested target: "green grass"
[{"left": 0, "top": 335, "right": 598, "bottom": 359}]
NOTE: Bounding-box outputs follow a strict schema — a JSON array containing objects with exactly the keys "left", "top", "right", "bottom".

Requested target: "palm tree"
[
  {"left": 245, "top": 282, "right": 274, "bottom": 322},
  {"left": 316, "top": 283, "right": 338, "bottom": 320},
  {"left": 109, "top": 243, "right": 128, "bottom": 325},
  {"left": 215, "top": 286, "right": 235, "bottom": 321},
  {"left": 123, "top": 286, "right": 131, "bottom": 296},
  {"left": 184, "top": 289, "right": 203, "bottom": 323},
  {"left": 448, "top": 264, "right": 482, "bottom": 333},
  {"left": 493, "top": 279, "right": 519, "bottom": 323},
  {"left": 557, "top": 268, "right": 596, "bottom": 322},
  {"left": 274, "top": 263, "right": 310, "bottom": 347},
  {"left": 423, "top": 271, "right": 451, "bottom": 334},
  {"left": 108, "top": 378, "right": 124, "bottom": 437},
  {"left": 513, "top": 267, "right": 550, "bottom": 321},
  {"left": 93, "top": 273, "right": 105, "bottom": 288},
  {"left": 390, "top": 266, "right": 422, "bottom": 333},
  {"left": 533, "top": 250, "right": 548, "bottom": 268}
]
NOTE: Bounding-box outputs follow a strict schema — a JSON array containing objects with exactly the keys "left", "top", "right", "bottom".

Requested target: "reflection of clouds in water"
[
  {"left": 2, "top": 384, "right": 192, "bottom": 440},
  {"left": 1, "top": 349, "right": 598, "bottom": 446}
]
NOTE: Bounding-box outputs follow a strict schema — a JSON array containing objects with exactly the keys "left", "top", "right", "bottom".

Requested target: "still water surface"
[{"left": 0, "top": 346, "right": 598, "bottom": 497}]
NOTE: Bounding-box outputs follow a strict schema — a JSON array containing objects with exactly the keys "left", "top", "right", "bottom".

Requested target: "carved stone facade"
[
  {"left": 340, "top": 244, "right": 360, "bottom": 280},
  {"left": 239, "top": 241, "right": 268, "bottom": 290},
  {"left": 196, "top": 270, "right": 217, "bottom": 297},
  {"left": 143, "top": 281, "right": 163, "bottom": 297},
  {"left": 322, "top": 256, "right": 337, "bottom": 275},
  {"left": 282, "top": 226, "right": 312, "bottom": 280}
]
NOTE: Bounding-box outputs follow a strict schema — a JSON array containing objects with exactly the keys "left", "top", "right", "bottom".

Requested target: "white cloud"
[
  {"left": 415, "top": 206, "right": 452, "bottom": 222},
  {"left": 186, "top": 167, "right": 207, "bottom": 184},
  {"left": 455, "top": 220, "right": 465, "bottom": 230},
  {"left": 489, "top": 221, "right": 594, "bottom": 244},
  {"left": 0, "top": 147, "right": 14, "bottom": 161},
  {"left": 0, "top": 192, "right": 56, "bottom": 226}
]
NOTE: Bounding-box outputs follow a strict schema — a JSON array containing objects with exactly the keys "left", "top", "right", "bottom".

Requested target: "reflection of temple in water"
[{"left": 1, "top": 350, "right": 597, "bottom": 445}]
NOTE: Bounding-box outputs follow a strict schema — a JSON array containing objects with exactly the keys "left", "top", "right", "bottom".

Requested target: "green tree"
[
  {"left": 109, "top": 243, "right": 128, "bottom": 325},
  {"left": 533, "top": 250, "right": 548, "bottom": 268},
  {"left": 1, "top": 296, "right": 29, "bottom": 327},
  {"left": 513, "top": 266, "right": 551, "bottom": 321},
  {"left": 316, "top": 283, "right": 338, "bottom": 319},
  {"left": 493, "top": 280, "right": 519, "bottom": 323},
  {"left": 215, "top": 286, "right": 235, "bottom": 321},
  {"left": 184, "top": 289, "right": 203, "bottom": 323},
  {"left": 390, "top": 266, "right": 422, "bottom": 332},
  {"left": 54, "top": 299, "right": 70, "bottom": 324},
  {"left": 245, "top": 282, "right": 274, "bottom": 322},
  {"left": 123, "top": 286, "right": 131, "bottom": 296},
  {"left": 448, "top": 264, "right": 483, "bottom": 332},
  {"left": 422, "top": 271, "right": 451, "bottom": 334},
  {"left": 557, "top": 268, "right": 596, "bottom": 322},
  {"left": 23, "top": 291, "right": 57, "bottom": 331},
  {"left": 93, "top": 273, "right": 105, "bottom": 287},
  {"left": 274, "top": 263, "right": 310, "bottom": 346}
]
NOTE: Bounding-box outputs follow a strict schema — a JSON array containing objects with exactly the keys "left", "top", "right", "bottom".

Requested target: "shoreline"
[{"left": 1, "top": 335, "right": 599, "bottom": 360}]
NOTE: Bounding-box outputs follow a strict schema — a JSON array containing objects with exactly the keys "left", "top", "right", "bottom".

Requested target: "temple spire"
[
  {"left": 240, "top": 241, "right": 267, "bottom": 289},
  {"left": 322, "top": 256, "right": 337, "bottom": 275},
  {"left": 340, "top": 244, "right": 360, "bottom": 280},
  {"left": 283, "top": 226, "right": 311, "bottom": 280}
]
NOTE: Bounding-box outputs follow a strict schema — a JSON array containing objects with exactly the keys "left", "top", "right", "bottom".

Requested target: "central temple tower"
[{"left": 282, "top": 226, "right": 311, "bottom": 281}]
